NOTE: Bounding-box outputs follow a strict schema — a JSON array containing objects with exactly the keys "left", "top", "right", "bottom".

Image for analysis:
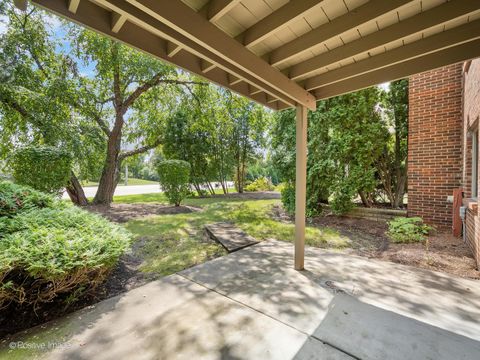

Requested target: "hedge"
[{"left": 0, "top": 182, "right": 131, "bottom": 309}]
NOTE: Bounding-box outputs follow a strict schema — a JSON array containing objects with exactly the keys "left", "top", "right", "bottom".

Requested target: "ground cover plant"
[
  {"left": 0, "top": 182, "right": 131, "bottom": 310},
  {"left": 387, "top": 216, "right": 432, "bottom": 243}
]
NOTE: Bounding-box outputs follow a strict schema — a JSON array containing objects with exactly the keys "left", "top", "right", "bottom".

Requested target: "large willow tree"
[{"left": 0, "top": 4, "right": 199, "bottom": 205}]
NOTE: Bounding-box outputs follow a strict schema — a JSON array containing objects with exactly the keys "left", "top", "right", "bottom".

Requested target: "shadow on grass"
[{"left": 124, "top": 199, "right": 350, "bottom": 277}]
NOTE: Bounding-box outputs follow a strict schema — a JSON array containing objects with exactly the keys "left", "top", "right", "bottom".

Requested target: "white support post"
[{"left": 295, "top": 105, "right": 308, "bottom": 270}]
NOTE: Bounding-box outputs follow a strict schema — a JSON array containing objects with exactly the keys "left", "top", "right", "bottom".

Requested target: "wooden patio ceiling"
[{"left": 29, "top": 0, "right": 480, "bottom": 111}]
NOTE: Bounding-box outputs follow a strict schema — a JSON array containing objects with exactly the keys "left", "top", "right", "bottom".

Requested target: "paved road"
[
  {"left": 62, "top": 182, "right": 235, "bottom": 199},
  {"left": 62, "top": 184, "right": 160, "bottom": 199}
]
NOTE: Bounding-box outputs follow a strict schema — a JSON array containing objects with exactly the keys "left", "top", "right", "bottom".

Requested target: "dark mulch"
[
  {"left": 378, "top": 233, "right": 479, "bottom": 279},
  {"left": 271, "top": 204, "right": 480, "bottom": 280},
  {"left": 87, "top": 203, "right": 200, "bottom": 223}
]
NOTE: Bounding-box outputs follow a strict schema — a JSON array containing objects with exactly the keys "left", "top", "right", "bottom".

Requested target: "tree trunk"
[
  {"left": 206, "top": 181, "right": 215, "bottom": 195},
  {"left": 220, "top": 179, "right": 227, "bottom": 194},
  {"left": 393, "top": 171, "right": 407, "bottom": 208},
  {"left": 93, "top": 127, "right": 122, "bottom": 205},
  {"left": 65, "top": 172, "right": 89, "bottom": 206},
  {"left": 359, "top": 190, "right": 372, "bottom": 207}
]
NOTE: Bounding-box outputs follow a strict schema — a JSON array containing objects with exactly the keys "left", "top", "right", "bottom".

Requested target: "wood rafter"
[
  {"left": 314, "top": 39, "right": 480, "bottom": 100},
  {"left": 304, "top": 19, "right": 480, "bottom": 91},
  {"left": 201, "top": 59, "right": 216, "bottom": 73},
  {"left": 68, "top": 0, "right": 80, "bottom": 14},
  {"left": 201, "top": 0, "right": 241, "bottom": 23},
  {"left": 119, "top": 0, "right": 316, "bottom": 109},
  {"left": 111, "top": 11, "right": 127, "bottom": 33},
  {"left": 288, "top": 0, "right": 480, "bottom": 80},
  {"left": 31, "top": 0, "right": 480, "bottom": 112},
  {"left": 166, "top": 41, "right": 182, "bottom": 57},
  {"left": 237, "top": 0, "right": 324, "bottom": 48},
  {"left": 266, "top": 0, "right": 411, "bottom": 67}
]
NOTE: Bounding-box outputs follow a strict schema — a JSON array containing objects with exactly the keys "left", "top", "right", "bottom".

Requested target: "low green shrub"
[
  {"left": 245, "top": 177, "right": 274, "bottom": 192},
  {"left": 387, "top": 217, "right": 432, "bottom": 243},
  {"left": 0, "top": 206, "right": 131, "bottom": 309},
  {"left": 274, "top": 182, "right": 285, "bottom": 192},
  {"left": 0, "top": 181, "right": 55, "bottom": 218},
  {"left": 157, "top": 160, "right": 191, "bottom": 206},
  {"left": 10, "top": 145, "right": 72, "bottom": 195},
  {"left": 281, "top": 183, "right": 296, "bottom": 215}
]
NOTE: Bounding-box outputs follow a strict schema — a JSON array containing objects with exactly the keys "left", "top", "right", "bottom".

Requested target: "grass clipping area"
[{"left": 124, "top": 198, "right": 350, "bottom": 276}]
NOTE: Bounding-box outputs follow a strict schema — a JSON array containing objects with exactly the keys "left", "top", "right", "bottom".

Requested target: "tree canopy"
[{"left": 271, "top": 83, "right": 408, "bottom": 214}]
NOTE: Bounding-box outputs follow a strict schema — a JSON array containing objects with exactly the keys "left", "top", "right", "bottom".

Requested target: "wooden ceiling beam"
[
  {"left": 314, "top": 39, "right": 480, "bottom": 100},
  {"left": 237, "top": 0, "right": 324, "bottom": 48},
  {"left": 198, "top": 0, "right": 243, "bottom": 74},
  {"left": 267, "top": 0, "right": 410, "bottom": 67},
  {"left": 111, "top": 12, "right": 127, "bottom": 33},
  {"left": 13, "top": 0, "right": 28, "bottom": 11},
  {"left": 305, "top": 19, "right": 480, "bottom": 91},
  {"left": 31, "top": 0, "right": 284, "bottom": 110},
  {"left": 200, "top": 59, "right": 216, "bottom": 73},
  {"left": 228, "top": 73, "right": 242, "bottom": 86},
  {"left": 249, "top": 85, "right": 262, "bottom": 95},
  {"left": 68, "top": 0, "right": 80, "bottom": 14},
  {"left": 288, "top": 0, "right": 480, "bottom": 80},
  {"left": 126, "top": 0, "right": 316, "bottom": 110},
  {"left": 202, "top": 0, "right": 241, "bottom": 23},
  {"left": 166, "top": 41, "right": 182, "bottom": 57},
  {"left": 90, "top": 0, "right": 297, "bottom": 107}
]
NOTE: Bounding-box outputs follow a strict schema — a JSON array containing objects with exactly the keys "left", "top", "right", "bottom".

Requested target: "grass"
[
  {"left": 81, "top": 178, "right": 158, "bottom": 187},
  {"left": 112, "top": 188, "right": 236, "bottom": 206},
  {"left": 123, "top": 194, "right": 350, "bottom": 276}
]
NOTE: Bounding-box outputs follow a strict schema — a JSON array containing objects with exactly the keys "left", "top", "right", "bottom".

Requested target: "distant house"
[{"left": 409, "top": 60, "right": 479, "bottom": 267}]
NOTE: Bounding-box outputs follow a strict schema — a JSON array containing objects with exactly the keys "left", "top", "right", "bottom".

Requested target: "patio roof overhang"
[
  {"left": 29, "top": 0, "right": 480, "bottom": 112},
  {"left": 26, "top": 0, "right": 480, "bottom": 270}
]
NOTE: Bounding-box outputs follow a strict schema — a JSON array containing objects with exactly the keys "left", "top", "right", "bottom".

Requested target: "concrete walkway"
[{"left": 2, "top": 240, "right": 480, "bottom": 359}]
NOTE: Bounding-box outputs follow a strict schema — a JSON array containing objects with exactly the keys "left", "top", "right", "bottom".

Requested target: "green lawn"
[
  {"left": 112, "top": 188, "right": 236, "bottom": 205},
  {"left": 121, "top": 194, "right": 350, "bottom": 276},
  {"left": 82, "top": 178, "right": 158, "bottom": 187}
]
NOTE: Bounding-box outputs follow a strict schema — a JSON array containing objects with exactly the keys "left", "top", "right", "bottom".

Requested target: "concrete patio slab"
[
  {"left": 182, "top": 240, "right": 480, "bottom": 341},
  {"left": 2, "top": 239, "right": 480, "bottom": 360}
]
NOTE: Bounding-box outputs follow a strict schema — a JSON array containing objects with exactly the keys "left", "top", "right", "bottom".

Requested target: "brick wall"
[
  {"left": 408, "top": 63, "right": 464, "bottom": 229},
  {"left": 462, "top": 59, "right": 480, "bottom": 268}
]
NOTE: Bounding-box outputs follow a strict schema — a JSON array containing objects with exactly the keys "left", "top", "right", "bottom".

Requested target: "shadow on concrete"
[{"left": 2, "top": 239, "right": 480, "bottom": 359}]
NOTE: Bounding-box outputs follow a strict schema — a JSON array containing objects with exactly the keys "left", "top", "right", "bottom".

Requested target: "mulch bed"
[
  {"left": 272, "top": 204, "right": 480, "bottom": 280},
  {"left": 87, "top": 203, "right": 200, "bottom": 223}
]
